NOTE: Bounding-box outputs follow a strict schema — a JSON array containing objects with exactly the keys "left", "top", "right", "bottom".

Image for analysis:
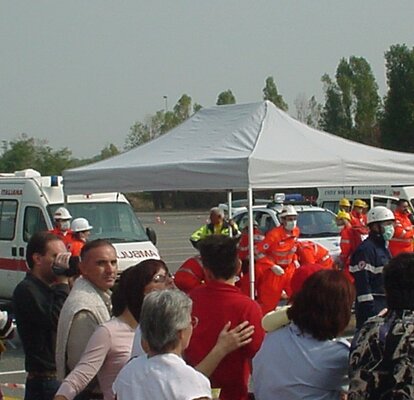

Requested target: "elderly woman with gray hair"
[{"left": 113, "top": 289, "right": 212, "bottom": 400}]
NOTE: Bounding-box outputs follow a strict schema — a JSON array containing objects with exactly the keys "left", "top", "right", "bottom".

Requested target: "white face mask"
[
  {"left": 284, "top": 220, "right": 297, "bottom": 231},
  {"left": 59, "top": 220, "right": 71, "bottom": 231},
  {"left": 382, "top": 224, "right": 395, "bottom": 241}
]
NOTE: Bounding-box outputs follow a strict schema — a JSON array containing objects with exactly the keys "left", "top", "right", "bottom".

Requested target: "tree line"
[{"left": 1, "top": 44, "right": 413, "bottom": 208}]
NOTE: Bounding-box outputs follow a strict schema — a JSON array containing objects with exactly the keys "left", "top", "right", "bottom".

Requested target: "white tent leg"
[
  {"left": 247, "top": 188, "right": 255, "bottom": 299},
  {"left": 227, "top": 190, "right": 233, "bottom": 236}
]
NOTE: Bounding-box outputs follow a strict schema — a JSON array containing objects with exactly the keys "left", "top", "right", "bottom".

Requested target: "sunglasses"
[{"left": 152, "top": 272, "right": 173, "bottom": 283}]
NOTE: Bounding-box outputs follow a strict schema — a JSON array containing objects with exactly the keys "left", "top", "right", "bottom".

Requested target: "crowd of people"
[{"left": 7, "top": 199, "right": 414, "bottom": 399}]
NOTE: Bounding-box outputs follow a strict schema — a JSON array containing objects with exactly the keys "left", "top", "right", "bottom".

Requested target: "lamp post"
[{"left": 163, "top": 95, "right": 168, "bottom": 112}]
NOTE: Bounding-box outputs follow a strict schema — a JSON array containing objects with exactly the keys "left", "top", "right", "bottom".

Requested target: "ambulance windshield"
[{"left": 48, "top": 202, "right": 149, "bottom": 243}]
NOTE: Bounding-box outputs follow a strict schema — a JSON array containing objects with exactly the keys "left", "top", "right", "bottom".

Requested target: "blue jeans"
[{"left": 24, "top": 376, "right": 60, "bottom": 400}]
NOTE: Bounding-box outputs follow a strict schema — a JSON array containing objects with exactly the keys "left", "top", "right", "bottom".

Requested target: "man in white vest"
[{"left": 56, "top": 239, "right": 118, "bottom": 398}]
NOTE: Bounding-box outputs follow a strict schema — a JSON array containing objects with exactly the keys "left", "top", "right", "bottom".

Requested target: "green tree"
[
  {"left": 381, "top": 44, "right": 414, "bottom": 151},
  {"left": 193, "top": 103, "right": 203, "bottom": 113},
  {"left": 263, "top": 76, "right": 288, "bottom": 111},
  {"left": 0, "top": 134, "right": 74, "bottom": 174},
  {"left": 99, "top": 143, "right": 120, "bottom": 160},
  {"left": 174, "top": 94, "right": 192, "bottom": 122},
  {"left": 216, "top": 90, "right": 236, "bottom": 105},
  {"left": 320, "top": 57, "right": 380, "bottom": 144},
  {"left": 125, "top": 121, "right": 151, "bottom": 150}
]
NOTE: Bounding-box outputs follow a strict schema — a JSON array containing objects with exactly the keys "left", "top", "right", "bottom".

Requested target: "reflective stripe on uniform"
[
  {"left": 357, "top": 293, "right": 374, "bottom": 302},
  {"left": 349, "top": 263, "right": 384, "bottom": 274},
  {"left": 321, "top": 254, "right": 330, "bottom": 262}
]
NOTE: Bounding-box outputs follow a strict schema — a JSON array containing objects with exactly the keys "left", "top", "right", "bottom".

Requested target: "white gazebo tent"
[{"left": 63, "top": 101, "right": 414, "bottom": 296}]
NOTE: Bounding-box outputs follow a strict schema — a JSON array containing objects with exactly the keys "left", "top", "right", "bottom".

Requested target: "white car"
[{"left": 232, "top": 204, "right": 341, "bottom": 260}]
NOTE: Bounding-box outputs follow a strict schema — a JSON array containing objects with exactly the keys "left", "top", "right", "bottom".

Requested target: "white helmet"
[
  {"left": 54, "top": 207, "right": 72, "bottom": 220},
  {"left": 71, "top": 217, "right": 93, "bottom": 233},
  {"left": 279, "top": 205, "right": 298, "bottom": 218},
  {"left": 367, "top": 206, "right": 395, "bottom": 225}
]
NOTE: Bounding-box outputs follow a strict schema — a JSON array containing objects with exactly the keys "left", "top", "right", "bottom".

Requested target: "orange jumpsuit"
[
  {"left": 350, "top": 210, "right": 369, "bottom": 235},
  {"left": 237, "top": 227, "right": 265, "bottom": 297},
  {"left": 255, "top": 225, "right": 300, "bottom": 313},
  {"left": 340, "top": 225, "right": 363, "bottom": 283},
  {"left": 389, "top": 210, "right": 414, "bottom": 256},
  {"left": 296, "top": 240, "right": 333, "bottom": 269},
  {"left": 67, "top": 237, "right": 85, "bottom": 257},
  {"left": 174, "top": 256, "right": 206, "bottom": 294},
  {"left": 49, "top": 228, "right": 73, "bottom": 247}
]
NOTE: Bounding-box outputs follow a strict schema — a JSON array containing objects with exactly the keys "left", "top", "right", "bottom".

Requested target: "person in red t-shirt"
[{"left": 186, "top": 235, "right": 264, "bottom": 400}]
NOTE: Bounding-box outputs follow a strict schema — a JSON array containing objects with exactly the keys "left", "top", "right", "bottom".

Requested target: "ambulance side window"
[
  {"left": 0, "top": 200, "right": 18, "bottom": 240},
  {"left": 23, "top": 206, "right": 48, "bottom": 242}
]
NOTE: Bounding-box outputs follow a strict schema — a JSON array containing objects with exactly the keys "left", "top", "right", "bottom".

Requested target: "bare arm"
[{"left": 194, "top": 321, "right": 254, "bottom": 377}]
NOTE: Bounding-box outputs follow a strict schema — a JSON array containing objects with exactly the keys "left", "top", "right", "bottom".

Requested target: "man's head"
[
  {"left": 339, "top": 198, "right": 351, "bottom": 213},
  {"left": 199, "top": 235, "right": 240, "bottom": 280},
  {"left": 396, "top": 199, "right": 410, "bottom": 214},
  {"left": 79, "top": 239, "right": 118, "bottom": 291},
  {"left": 53, "top": 207, "right": 72, "bottom": 232},
  {"left": 367, "top": 206, "right": 395, "bottom": 241},
  {"left": 71, "top": 217, "right": 93, "bottom": 241},
  {"left": 336, "top": 210, "right": 351, "bottom": 228},
  {"left": 26, "top": 231, "right": 67, "bottom": 284},
  {"left": 279, "top": 205, "right": 298, "bottom": 231},
  {"left": 209, "top": 207, "right": 224, "bottom": 226},
  {"left": 384, "top": 253, "right": 414, "bottom": 310},
  {"left": 352, "top": 199, "right": 366, "bottom": 215}
]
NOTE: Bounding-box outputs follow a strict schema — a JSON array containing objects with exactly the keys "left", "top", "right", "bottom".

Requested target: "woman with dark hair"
[{"left": 253, "top": 269, "right": 355, "bottom": 400}]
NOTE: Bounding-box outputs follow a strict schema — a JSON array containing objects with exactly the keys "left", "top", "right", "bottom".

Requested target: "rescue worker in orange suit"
[
  {"left": 255, "top": 205, "right": 300, "bottom": 314},
  {"left": 337, "top": 210, "right": 362, "bottom": 283},
  {"left": 236, "top": 222, "right": 265, "bottom": 296},
  {"left": 174, "top": 255, "right": 206, "bottom": 294},
  {"left": 389, "top": 199, "right": 414, "bottom": 256},
  {"left": 67, "top": 217, "right": 93, "bottom": 257},
  {"left": 351, "top": 199, "right": 369, "bottom": 234},
  {"left": 296, "top": 240, "right": 333, "bottom": 269},
  {"left": 339, "top": 198, "right": 351, "bottom": 213},
  {"left": 49, "top": 207, "right": 73, "bottom": 247}
]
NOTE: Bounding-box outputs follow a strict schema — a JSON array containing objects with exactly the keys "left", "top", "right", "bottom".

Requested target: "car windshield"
[
  {"left": 48, "top": 202, "right": 149, "bottom": 243},
  {"left": 296, "top": 210, "right": 340, "bottom": 238}
]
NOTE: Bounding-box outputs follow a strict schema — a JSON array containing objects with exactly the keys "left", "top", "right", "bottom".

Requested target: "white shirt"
[
  {"left": 113, "top": 353, "right": 211, "bottom": 400},
  {"left": 130, "top": 326, "right": 144, "bottom": 358},
  {"left": 253, "top": 323, "right": 349, "bottom": 400}
]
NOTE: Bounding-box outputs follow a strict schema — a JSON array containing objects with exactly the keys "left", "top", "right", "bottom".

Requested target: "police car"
[{"left": 232, "top": 204, "right": 341, "bottom": 260}]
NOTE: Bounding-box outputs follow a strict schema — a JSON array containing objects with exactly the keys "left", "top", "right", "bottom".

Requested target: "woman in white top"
[
  {"left": 114, "top": 289, "right": 212, "bottom": 400},
  {"left": 253, "top": 269, "right": 355, "bottom": 400}
]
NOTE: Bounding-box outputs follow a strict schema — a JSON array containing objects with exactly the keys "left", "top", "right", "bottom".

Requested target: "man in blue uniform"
[{"left": 350, "top": 206, "right": 395, "bottom": 329}]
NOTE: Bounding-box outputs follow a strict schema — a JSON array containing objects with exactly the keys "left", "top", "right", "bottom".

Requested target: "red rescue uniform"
[
  {"left": 66, "top": 237, "right": 85, "bottom": 257},
  {"left": 389, "top": 210, "right": 414, "bottom": 256},
  {"left": 255, "top": 225, "right": 300, "bottom": 313},
  {"left": 296, "top": 240, "right": 333, "bottom": 269},
  {"left": 174, "top": 256, "right": 206, "bottom": 294},
  {"left": 339, "top": 225, "right": 363, "bottom": 283}
]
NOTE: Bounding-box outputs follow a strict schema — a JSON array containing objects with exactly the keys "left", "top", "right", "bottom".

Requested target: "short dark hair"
[
  {"left": 198, "top": 235, "right": 239, "bottom": 280},
  {"left": 112, "top": 259, "right": 168, "bottom": 321},
  {"left": 396, "top": 199, "right": 408, "bottom": 207},
  {"left": 287, "top": 269, "right": 355, "bottom": 340},
  {"left": 80, "top": 239, "right": 115, "bottom": 260},
  {"left": 26, "top": 231, "right": 62, "bottom": 269},
  {"left": 384, "top": 253, "right": 414, "bottom": 310}
]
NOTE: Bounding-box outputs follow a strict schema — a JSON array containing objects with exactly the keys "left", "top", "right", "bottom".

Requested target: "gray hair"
[
  {"left": 210, "top": 207, "right": 224, "bottom": 218},
  {"left": 140, "top": 289, "right": 192, "bottom": 353}
]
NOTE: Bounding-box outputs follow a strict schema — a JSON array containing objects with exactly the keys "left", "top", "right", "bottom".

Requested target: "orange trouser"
[{"left": 256, "top": 259, "right": 295, "bottom": 314}]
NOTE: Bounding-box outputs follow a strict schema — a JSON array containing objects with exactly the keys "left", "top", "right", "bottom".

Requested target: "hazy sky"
[{"left": 1, "top": 1, "right": 413, "bottom": 158}]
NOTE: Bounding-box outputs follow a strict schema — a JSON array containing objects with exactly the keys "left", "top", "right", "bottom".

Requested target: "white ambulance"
[
  {"left": 317, "top": 186, "right": 414, "bottom": 213},
  {"left": 0, "top": 169, "right": 159, "bottom": 299}
]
